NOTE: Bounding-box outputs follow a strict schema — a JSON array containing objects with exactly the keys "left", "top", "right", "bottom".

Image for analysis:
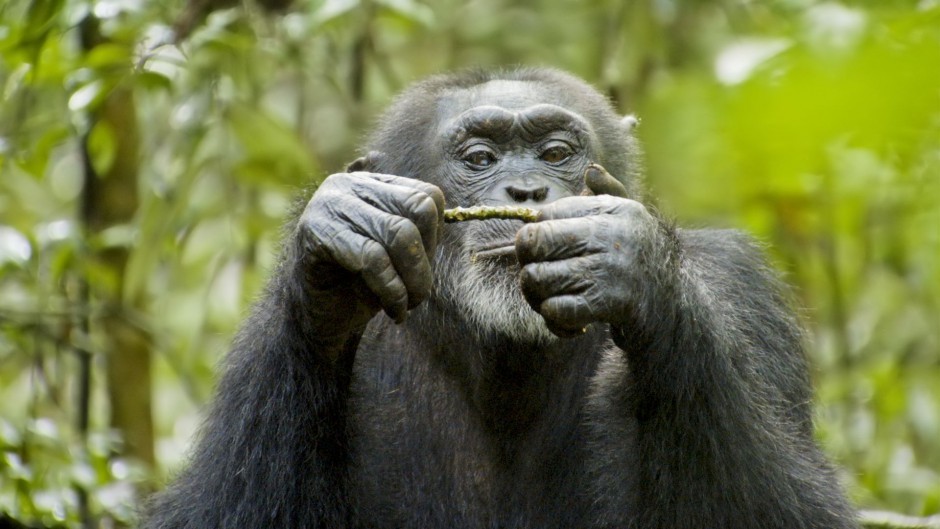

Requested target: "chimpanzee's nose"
[{"left": 505, "top": 179, "right": 550, "bottom": 203}]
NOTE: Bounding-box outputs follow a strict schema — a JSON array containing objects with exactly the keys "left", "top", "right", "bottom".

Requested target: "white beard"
[{"left": 437, "top": 250, "right": 558, "bottom": 346}]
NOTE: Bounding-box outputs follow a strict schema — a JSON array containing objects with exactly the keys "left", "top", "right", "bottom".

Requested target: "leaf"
[
  {"left": 3, "top": 63, "right": 33, "bottom": 100},
  {"left": 68, "top": 79, "right": 106, "bottom": 112},
  {"left": 84, "top": 42, "right": 132, "bottom": 71},
  {"left": 3, "top": 452, "right": 32, "bottom": 480},
  {"left": 0, "top": 226, "right": 32, "bottom": 266},
  {"left": 375, "top": 0, "right": 434, "bottom": 27},
  {"left": 311, "top": 0, "right": 360, "bottom": 27},
  {"left": 23, "top": 0, "right": 65, "bottom": 42},
  {"left": 135, "top": 70, "right": 172, "bottom": 92}
]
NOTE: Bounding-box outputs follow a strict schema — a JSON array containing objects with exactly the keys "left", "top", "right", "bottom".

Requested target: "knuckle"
[
  {"left": 428, "top": 186, "right": 445, "bottom": 209},
  {"left": 361, "top": 240, "right": 390, "bottom": 270},
  {"left": 321, "top": 172, "right": 355, "bottom": 191},
  {"left": 576, "top": 296, "right": 596, "bottom": 320},
  {"left": 306, "top": 189, "right": 353, "bottom": 223},
  {"left": 348, "top": 176, "right": 379, "bottom": 200},
  {"left": 388, "top": 217, "right": 421, "bottom": 247},
  {"left": 407, "top": 193, "right": 439, "bottom": 225},
  {"left": 319, "top": 173, "right": 341, "bottom": 188},
  {"left": 520, "top": 264, "right": 541, "bottom": 290},
  {"left": 521, "top": 286, "right": 542, "bottom": 310},
  {"left": 527, "top": 222, "right": 550, "bottom": 245},
  {"left": 514, "top": 225, "right": 540, "bottom": 263},
  {"left": 410, "top": 180, "right": 436, "bottom": 196},
  {"left": 515, "top": 223, "right": 536, "bottom": 243},
  {"left": 540, "top": 298, "right": 565, "bottom": 320},
  {"left": 620, "top": 198, "right": 649, "bottom": 219},
  {"left": 385, "top": 215, "right": 409, "bottom": 235},
  {"left": 300, "top": 197, "right": 345, "bottom": 241},
  {"left": 386, "top": 278, "right": 408, "bottom": 303}
]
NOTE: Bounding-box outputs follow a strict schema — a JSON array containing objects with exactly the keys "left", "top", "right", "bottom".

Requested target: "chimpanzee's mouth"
[
  {"left": 471, "top": 239, "right": 516, "bottom": 262},
  {"left": 463, "top": 218, "right": 522, "bottom": 263}
]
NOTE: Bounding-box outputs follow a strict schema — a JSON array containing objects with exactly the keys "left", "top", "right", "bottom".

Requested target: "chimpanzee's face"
[
  {"left": 431, "top": 80, "right": 595, "bottom": 208},
  {"left": 426, "top": 81, "right": 600, "bottom": 344}
]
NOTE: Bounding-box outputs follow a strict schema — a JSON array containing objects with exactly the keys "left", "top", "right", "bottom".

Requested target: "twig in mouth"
[{"left": 443, "top": 206, "right": 540, "bottom": 223}]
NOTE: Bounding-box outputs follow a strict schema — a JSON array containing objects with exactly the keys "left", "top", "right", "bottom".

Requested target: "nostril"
[
  {"left": 506, "top": 185, "right": 550, "bottom": 203},
  {"left": 506, "top": 186, "right": 527, "bottom": 202}
]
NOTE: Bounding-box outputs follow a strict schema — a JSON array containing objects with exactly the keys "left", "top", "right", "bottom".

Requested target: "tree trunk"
[{"left": 79, "top": 16, "right": 155, "bottom": 475}]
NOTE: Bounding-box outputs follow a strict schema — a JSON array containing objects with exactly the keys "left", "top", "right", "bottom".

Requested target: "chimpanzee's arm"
[
  {"left": 515, "top": 167, "right": 856, "bottom": 528},
  {"left": 616, "top": 229, "right": 858, "bottom": 529},
  {"left": 141, "top": 172, "right": 443, "bottom": 529},
  {"left": 140, "top": 248, "right": 355, "bottom": 528}
]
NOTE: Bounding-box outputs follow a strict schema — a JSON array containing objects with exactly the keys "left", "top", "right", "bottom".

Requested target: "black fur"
[{"left": 142, "top": 68, "right": 858, "bottom": 529}]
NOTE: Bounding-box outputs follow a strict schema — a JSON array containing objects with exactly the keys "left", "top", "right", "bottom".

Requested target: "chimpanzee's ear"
[
  {"left": 346, "top": 151, "right": 386, "bottom": 172},
  {"left": 621, "top": 114, "right": 639, "bottom": 132}
]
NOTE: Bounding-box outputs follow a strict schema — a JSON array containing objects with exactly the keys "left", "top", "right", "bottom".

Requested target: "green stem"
[{"left": 443, "top": 206, "right": 540, "bottom": 223}]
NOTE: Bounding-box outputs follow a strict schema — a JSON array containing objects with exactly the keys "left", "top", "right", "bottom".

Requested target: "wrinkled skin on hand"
[
  {"left": 296, "top": 171, "right": 444, "bottom": 342},
  {"left": 516, "top": 164, "right": 675, "bottom": 337},
  {"left": 516, "top": 166, "right": 673, "bottom": 337}
]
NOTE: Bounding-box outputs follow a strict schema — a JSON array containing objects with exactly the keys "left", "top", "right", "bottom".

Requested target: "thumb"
[{"left": 582, "top": 163, "right": 629, "bottom": 199}]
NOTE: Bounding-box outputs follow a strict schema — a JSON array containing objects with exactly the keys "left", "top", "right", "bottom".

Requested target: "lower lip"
[{"left": 471, "top": 244, "right": 516, "bottom": 262}]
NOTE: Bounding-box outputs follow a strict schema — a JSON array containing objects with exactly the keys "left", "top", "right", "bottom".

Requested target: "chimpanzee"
[{"left": 142, "top": 67, "right": 858, "bottom": 528}]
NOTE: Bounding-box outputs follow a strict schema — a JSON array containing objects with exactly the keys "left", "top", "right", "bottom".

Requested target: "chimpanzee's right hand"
[{"left": 295, "top": 172, "right": 445, "bottom": 331}]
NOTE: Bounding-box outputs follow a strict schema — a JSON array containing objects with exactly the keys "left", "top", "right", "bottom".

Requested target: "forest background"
[{"left": 1, "top": 0, "right": 938, "bottom": 527}]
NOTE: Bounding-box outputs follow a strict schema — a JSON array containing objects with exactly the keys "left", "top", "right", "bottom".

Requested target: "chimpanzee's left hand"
[{"left": 514, "top": 165, "right": 676, "bottom": 338}]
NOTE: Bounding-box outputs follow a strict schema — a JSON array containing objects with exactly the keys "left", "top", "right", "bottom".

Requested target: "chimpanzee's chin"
[{"left": 442, "top": 252, "right": 556, "bottom": 346}]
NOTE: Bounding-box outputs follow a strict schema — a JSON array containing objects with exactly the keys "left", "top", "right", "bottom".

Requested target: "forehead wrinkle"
[
  {"left": 515, "top": 104, "right": 591, "bottom": 143},
  {"left": 443, "top": 104, "right": 592, "bottom": 147},
  {"left": 444, "top": 106, "right": 515, "bottom": 144}
]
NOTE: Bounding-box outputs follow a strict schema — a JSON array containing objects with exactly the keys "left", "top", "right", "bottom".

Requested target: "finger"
[
  {"left": 537, "top": 194, "right": 636, "bottom": 221},
  {"left": 358, "top": 239, "right": 411, "bottom": 321},
  {"left": 324, "top": 228, "right": 409, "bottom": 322},
  {"left": 545, "top": 320, "right": 590, "bottom": 339},
  {"left": 583, "top": 163, "right": 630, "bottom": 198},
  {"left": 519, "top": 259, "right": 593, "bottom": 309},
  {"left": 384, "top": 174, "right": 446, "bottom": 230},
  {"left": 333, "top": 195, "right": 433, "bottom": 310},
  {"left": 383, "top": 216, "right": 433, "bottom": 309},
  {"left": 515, "top": 218, "right": 606, "bottom": 264},
  {"left": 351, "top": 171, "right": 445, "bottom": 211},
  {"left": 540, "top": 295, "right": 595, "bottom": 337},
  {"left": 347, "top": 173, "right": 445, "bottom": 256},
  {"left": 362, "top": 172, "right": 446, "bottom": 225}
]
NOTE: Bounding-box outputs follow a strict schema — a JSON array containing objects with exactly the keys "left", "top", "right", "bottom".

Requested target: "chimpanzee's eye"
[
  {"left": 462, "top": 148, "right": 497, "bottom": 170},
  {"left": 539, "top": 145, "right": 573, "bottom": 164}
]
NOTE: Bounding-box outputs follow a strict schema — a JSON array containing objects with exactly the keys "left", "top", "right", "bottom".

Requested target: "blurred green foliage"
[{"left": 1, "top": 0, "right": 938, "bottom": 526}]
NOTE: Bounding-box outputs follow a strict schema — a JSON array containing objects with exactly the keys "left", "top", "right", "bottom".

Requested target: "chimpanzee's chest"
[{"left": 343, "top": 339, "right": 638, "bottom": 528}]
